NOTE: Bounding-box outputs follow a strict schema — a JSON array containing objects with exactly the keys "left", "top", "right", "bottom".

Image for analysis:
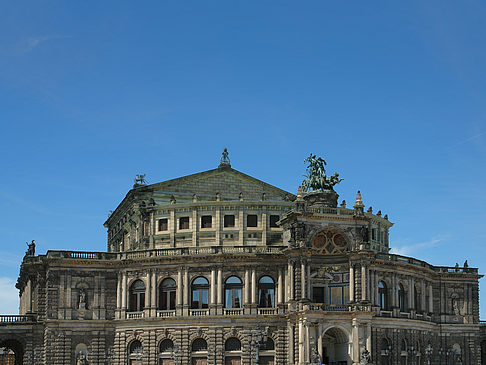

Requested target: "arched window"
[
  {"left": 225, "top": 338, "right": 241, "bottom": 351},
  {"left": 75, "top": 343, "right": 88, "bottom": 364},
  {"left": 258, "top": 276, "right": 275, "bottom": 308},
  {"left": 128, "top": 340, "right": 144, "bottom": 365},
  {"left": 398, "top": 284, "right": 406, "bottom": 312},
  {"left": 129, "top": 280, "right": 146, "bottom": 312},
  {"left": 259, "top": 338, "right": 275, "bottom": 365},
  {"left": 159, "top": 278, "right": 176, "bottom": 311},
  {"left": 159, "top": 339, "right": 174, "bottom": 353},
  {"left": 414, "top": 285, "right": 420, "bottom": 311},
  {"left": 380, "top": 338, "right": 391, "bottom": 365},
  {"left": 192, "top": 338, "right": 208, "bottom": 352},
  {"left": 191, "top": 277, "right": 209, "bottom": 309},
  {"left": 225, "top": 276, "right": 242, "bottom": 308},
  {"left": 378, "top": 281, "right": 388, "bottom": 310},
  {"left": 260, "top": 338, "right": 275, "bottom": 351}
]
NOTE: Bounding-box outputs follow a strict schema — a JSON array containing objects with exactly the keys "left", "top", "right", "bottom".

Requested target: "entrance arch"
[
  {"left": 320, "top": 327, "right": 350, "bottom": 365},
  {"left": 0, "top": 339, "right": 24, "bottom": 365}
]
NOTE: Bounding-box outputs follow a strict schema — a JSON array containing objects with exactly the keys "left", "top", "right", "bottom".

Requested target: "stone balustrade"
[{"left": 0, "top": 314, "right": 36, "bottom": 324}]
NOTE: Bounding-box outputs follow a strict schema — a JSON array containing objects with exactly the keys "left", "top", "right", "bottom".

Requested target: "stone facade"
[{"left": 0, "top": 160, "right": 484, "bottom": 365}]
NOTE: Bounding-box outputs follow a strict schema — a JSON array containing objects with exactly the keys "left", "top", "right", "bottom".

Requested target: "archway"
[
  {"left": 321, "top": 327, "right": 350, "bottom": 365},
  {"left": 0, "top": 339, "right": 24, "bottom": 365}
]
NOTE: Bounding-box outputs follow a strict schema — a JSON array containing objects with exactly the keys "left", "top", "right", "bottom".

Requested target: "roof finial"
[
  {"left": 219, "top": 148, "right": 231, "bottom": 168},
  {"left": 354, "top": 190, "right": 365, "bottom": 216}
]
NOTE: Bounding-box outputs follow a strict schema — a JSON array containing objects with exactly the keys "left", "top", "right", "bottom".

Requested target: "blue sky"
[{"left": 0, "top": 2, "right": 485, "bottom": 317}]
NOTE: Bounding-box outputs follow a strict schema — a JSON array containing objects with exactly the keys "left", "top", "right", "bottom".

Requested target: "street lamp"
[
  {"left": 248, "top": 327, "right": 268, "bottom": 365},
  {"left": 424, "top": 344, "right": 433, "bottom": 365}
]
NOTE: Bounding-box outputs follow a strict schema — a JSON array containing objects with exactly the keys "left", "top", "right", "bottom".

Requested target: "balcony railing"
[
  {"left": 257, "top": 308, "right": 278, "bottom": 315},
  {"left": 189, "top": 309, "right": 210, "bottom": 317},
  {"left": 223, "top": 308, "right": 243, "bottom": 316},
  {"left": 127, "top": 311, "right": 144, "bottom": 319},
  {"left": 0, "top": 314, "right": 37, "bottom": 324},
  {"left": 157, "top": 310, "right": 176, "bottom": 318}
]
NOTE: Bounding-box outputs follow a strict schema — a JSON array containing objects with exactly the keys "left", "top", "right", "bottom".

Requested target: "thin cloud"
[
  {"left": 390, "top": 237, "right": 445, "bottom": 257},
  {"left": 447, "top": 131, "right": 484, "bottom": 150},
  {"left": 21, "top": 35, "right": 71, "bottom": 53}
]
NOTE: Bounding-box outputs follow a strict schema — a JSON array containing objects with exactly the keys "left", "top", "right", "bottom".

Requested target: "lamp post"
[
  {"left": 424, "top": 344, "right": 433, "bottom": 365},
  {"left": 248, "top": 327, "right": 268, "bottom": 365}
]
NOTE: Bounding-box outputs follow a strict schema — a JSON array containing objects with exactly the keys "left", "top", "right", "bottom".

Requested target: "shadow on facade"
[{"left": 0, "top": 339, "right": 23, "bottom": 365}]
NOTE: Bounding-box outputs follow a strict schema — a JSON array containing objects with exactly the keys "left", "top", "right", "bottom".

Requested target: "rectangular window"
[
  {"left": 224, "top": 215, "right": 235, "bottom": 227},
  {"left": 269, "top": 215, "right": 280, "bottom": 228},
  {"left": 313, "top": 287, "right": 325, "bottom": 303},
  {"left": 247, "top": 214, "right": 258, "bottom": 227},
  {"left": 329, "top": 287, "right": 343, "bottom": 305},
  {"left": 201, "top": 215, "right": 212, "bottom": 229},
  {"left": 179, "top": 217, "right": 189, "bottom": 230},
  {"left": 158, "top": 218, "right": 168, "bottom": 231}
]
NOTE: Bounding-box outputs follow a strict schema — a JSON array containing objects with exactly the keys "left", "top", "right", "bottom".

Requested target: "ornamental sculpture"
[{"left": 301, "top": 153, "right": 342, "bottom": 192}]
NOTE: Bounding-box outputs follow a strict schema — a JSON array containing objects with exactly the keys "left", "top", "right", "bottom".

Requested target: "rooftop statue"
[
  {"left": 302, "top": 153, "right": 343, "bottom": 192},
  {"left": 134, "top": 174, "right": 147, "bottom": 185},
  {"left": 219, "top": 147, "right": 231, "bottom": 167}
]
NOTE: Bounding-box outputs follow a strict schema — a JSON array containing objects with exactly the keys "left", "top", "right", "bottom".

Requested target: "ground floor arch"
[
  {"left": 0, "top": 339, "right": 24, "bottom": 365},
  {"left": 320, "top": 326, "right": 350, "bottom": 365}
]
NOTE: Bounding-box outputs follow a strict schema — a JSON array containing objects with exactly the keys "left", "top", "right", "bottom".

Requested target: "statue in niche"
[
  {"left": 76, "top": 353, "right": 88, "bottom": 365},
  {"left": 451, "top": 295, "right": 461, "bottom": 315},
  {"left": 360, "top": 349, "right": 372, "bottom": 364},
  {"left": 79, "top": 289, "right": 86, "bottom": 310}
]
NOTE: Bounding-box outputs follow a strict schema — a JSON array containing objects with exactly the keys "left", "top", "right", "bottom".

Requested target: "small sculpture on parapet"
[
  {"left": 26, "top": 240, "right": 35, "bottom": 256},
  {"left": 301, "top": 153, "right": 342, "bottom": 192},
  {"left": 134, "top": 174, "right": 147, "bottom": 185},
  {"left": 219, "top": 148, "right": 231, "bottom": 168}
]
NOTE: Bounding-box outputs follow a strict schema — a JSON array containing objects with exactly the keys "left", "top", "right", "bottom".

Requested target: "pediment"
[{"left": 148, "top": 167, "right": 294, "bottom": 202}]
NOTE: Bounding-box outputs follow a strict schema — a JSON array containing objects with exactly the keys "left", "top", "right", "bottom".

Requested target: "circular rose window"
[{"left": 312, "top": 230, "right": 348, "bottom": 254}]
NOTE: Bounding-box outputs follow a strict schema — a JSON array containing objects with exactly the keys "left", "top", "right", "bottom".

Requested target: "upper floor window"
[
  {"left": 191, "top": 277, "right": 209, "bottom": 309},
  {"left": 258, "top": 276, "right": 275, "bottom": 308},
  {"left": 378, "top": 281, "right": 388, "bottom": 310},
  {"left": 159, "top": 278, "right": 176, "bottom": 311},
  {"left": 414, "top": 285, "right": 420, "bottom": 311},
  {"left": 398, "top": 283, "right": 406, "bottom": 312},
  {"left": 225, "top": 337, "right": 241, "bottom": 351},
  {"left": 159, "top": 339, "right": 174, "bottom": 354},
  {"left": 179, "top": 217, "right": 189, "bottom": 230},
  {"left": 201, "top": 215, "right": 212, "bottom": 229},
  {"left": 247, "top": 214, "right": 258, "bottom": 227},
  {"left": 158, "top": 218, "right": 168, "bottom": 231},
  {"left": 225, "top": 276, "right": 242, "bottom": 308},
  {"left": 192, "top": 338, "right": 208, "bottom": 352},
  {"left": 329, "top": 285, "right": 349, "bottom": 305},
  {"left": 129, "top": 280, "right": 145, "bottom": 312},
  {"left": 269, "top": 215, "right": 280, "bottom": 228},
  {"left": 224, "top": 215, "right": 235, "bottom": 228}
]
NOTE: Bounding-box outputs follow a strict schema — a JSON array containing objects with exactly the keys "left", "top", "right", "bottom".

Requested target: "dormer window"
[
  {"left": 158, "top": 218, "right": 168, "bottom": 231},
  {"left": 179, "top": 217, "right": 189, "bottom": 230},
  {"left": 201, "top": 215, "right": 212, "bottom": 229}
]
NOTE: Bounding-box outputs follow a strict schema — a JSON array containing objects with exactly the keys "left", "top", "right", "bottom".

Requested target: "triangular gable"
[{"left": 148, "top": 167, "right": 294, "bottom": 201}]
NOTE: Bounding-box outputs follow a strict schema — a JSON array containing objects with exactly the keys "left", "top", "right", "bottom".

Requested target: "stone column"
[
  {"left": 211, "top": 268, "right": 217, "bottom": 316},
  {"left": 251, "top": 268, "right": 257, "bottom": 311},
  {"left": 307, "top": 264, "right": 311, "bottom": 302},
  {"left": 317, "top": 323, "right": 323, "bottom": 362},
  {"left": 352, "top": 318, "right": 359, "bottom": 365},
  {"left": 145, "top": 272, "right": 151, "bottom": 315},
  {"left": 409, "top": 277, "right": 414, "bottom": 310},
  {"left": 288, "top": 322, "right": 294, "bottom": 365},
  {"left": 261, "top": 212, "right": 267, "bottom": 245},
  {"left": 238, "top": 207, "right": 244, "bottom": 246},
  {"left": 217, "top": 267, "right": 223, "bottom": 313},
  {"left": 121, "top": 273, "right": 127, "bottom": 310},
  {"left": 305, "top": 322, "right": 310, "bottom": 363},
  {"left": 361, "top": 264, "right": 367, "bottom": 301},
  {"left": 301, "top": 260, "right": 306, "bottom": 300},
  {"left": 421, "top": 280, "right": 426, "bottom": 312},
  {"left": 170, "top": 210, "right": 176, "bottom": 247},
  {"left": 116, "top": 273, "right": 122, "bottom": 315},
  {"left": 177, "top": 269, "right": 183, "bottom": 316},
  {"left": 151, "top": 271, "right": 157, "bottom": 316},
  {"left": 349, "top": 265, "right": 355, "bottom": 302},
  {"left": 215, "top": 207, "right": 221, "bottom": 245},
  {"left": 244, "top": 268, "right": 250, "bottom": 308},
  {"left": 374, "top": 270, "right": 379, "bottom": 306},
  {"left": 289, "top": 261, "right": 295, "bottom": 301},
  {"left": 366, "top": 323, "right": 371, "bottom": 352},
  {"left": 298, "top": 320, "right": 304, "bottom": 364},
  {"left": 183, "top": 268, "right": 189, "bottom": 316},
  {"left": 277, "top": 268, "right": 283, "bottom": 306},
  {"left": 192, "top": 208, "right": 197, "bottom": 246},
  {"left": 369, "top": 270, "right": 374, "bottom": 306}
]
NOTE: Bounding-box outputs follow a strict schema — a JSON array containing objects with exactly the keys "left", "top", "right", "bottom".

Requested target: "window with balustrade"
[
  {"left": 191, "top": 277, "right": 209, "bottom": 309},
  {"left": 129, "top": 280, "right": 146, "bottom": 312},
  {"left": 159, "top": 278, "right": 176, "bottom": 311},
  {"left": 398, "top": 283, "right": 406, "bottom": 312},
  {"left": 378, "top": 281, "right": 388, "bottom": 310},
  {"left": 258, "top": 276, "right": 275, "bottom": 308},
  {"left": 225, "top": 276, "right": 242, "bottom": 308}
]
